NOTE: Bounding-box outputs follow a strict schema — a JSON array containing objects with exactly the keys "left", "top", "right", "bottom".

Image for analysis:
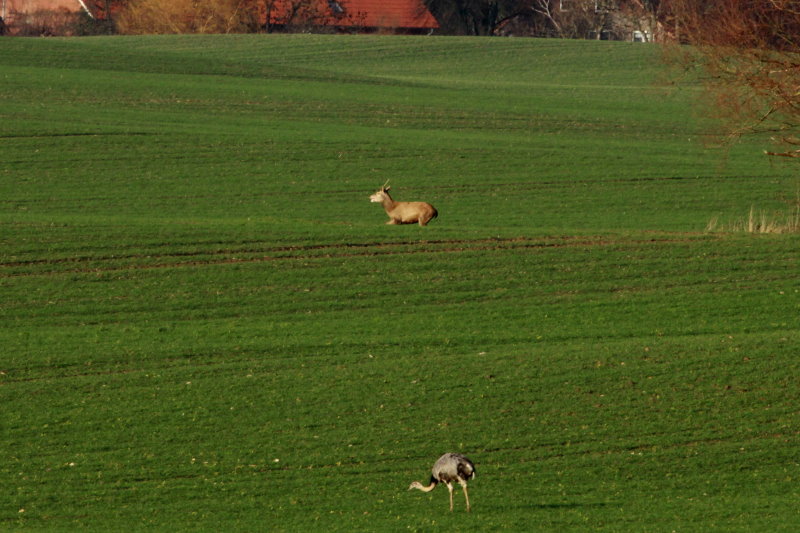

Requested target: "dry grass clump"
[{"left": 706, "top": 205, "right": 800, "bottom": 234}]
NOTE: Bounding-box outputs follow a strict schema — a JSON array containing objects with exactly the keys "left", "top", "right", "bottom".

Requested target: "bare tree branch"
[{"left": 669, "top": 0, "right": 800, "bottom": 158}]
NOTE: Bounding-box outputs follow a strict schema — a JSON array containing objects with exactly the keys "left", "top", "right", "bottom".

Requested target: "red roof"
[
  {"left": 268, "top": 0, "right": 438, "bottom": 30},
  {"left": 4, "top": 0, "right": 85, "bottom": 16},
  {"left": 343, "top": 0, "right": 438, "bottom": 29},
  {"left": 2, "top": 0, "right": 117, "bottom": 20},
  {"left": 5, "top": 0, "right": 78, "bottom": 10}
]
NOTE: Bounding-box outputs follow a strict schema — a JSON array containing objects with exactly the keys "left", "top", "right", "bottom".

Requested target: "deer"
[{"left": 369, "top": 181, "right": 438, "bottom": 226}]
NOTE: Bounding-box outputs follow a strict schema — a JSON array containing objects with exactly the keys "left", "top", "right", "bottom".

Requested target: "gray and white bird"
[{"left": 408, "top": 453, "right": 476, "bottom": 512}]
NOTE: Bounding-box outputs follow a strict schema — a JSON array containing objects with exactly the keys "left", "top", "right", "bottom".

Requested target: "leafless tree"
[
  {"left": 669, "top": 0, "right": 800, "bottom": 158},
  {"left": 117, "top": 0, "right": 259, "bottom": 33},
  {"left": 422, "top": 0, "right": 502, "bottom": 35}
]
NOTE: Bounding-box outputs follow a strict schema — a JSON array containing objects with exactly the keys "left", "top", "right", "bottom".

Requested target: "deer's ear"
[{"left": 384, "top": 186, "right": 391, "bottom": 192}]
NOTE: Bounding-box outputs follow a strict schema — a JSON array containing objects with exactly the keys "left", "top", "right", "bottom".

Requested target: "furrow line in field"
[
  {"left": 0, "top": 237, "right": 598, "bottom": 274},
  {"left": 0, "top": 243, "right": 572, "bottom": 277},
  {"left": 1, "top": 236, "right": 541, "bottom": 266},
  {"left": 2, "top": 233, "right": 702, "bottom": 270},
  {"left": 0, "top": 235, "right": 699, "bottom": 279},
  {"left": 0, "top": 176, "right": 751, "bottom": 210},
  {"left": 0, "top": 239, "right": 692, "bottom": 279}
]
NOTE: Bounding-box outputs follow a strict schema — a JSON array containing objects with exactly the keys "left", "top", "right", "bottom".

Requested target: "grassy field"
[{"left": 1, "top": 34, "right": 799, "bottom": 531}]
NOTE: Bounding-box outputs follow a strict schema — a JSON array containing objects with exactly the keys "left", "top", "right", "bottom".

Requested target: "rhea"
[
  {"left": 369, "top": 181, "right": 438, "bottom": 226},
  {"left": 409, "top": 453, "right": 476, "bottom": 512}
]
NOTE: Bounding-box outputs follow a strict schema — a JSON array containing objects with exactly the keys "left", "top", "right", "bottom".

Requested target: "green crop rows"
[{"left": 1, "top": 34, "right": 798, "bottom": 531}]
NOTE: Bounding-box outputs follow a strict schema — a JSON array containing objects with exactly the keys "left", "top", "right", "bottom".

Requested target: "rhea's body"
[{"left": 409, "top": 453, "right": 475, "bottom": 512}]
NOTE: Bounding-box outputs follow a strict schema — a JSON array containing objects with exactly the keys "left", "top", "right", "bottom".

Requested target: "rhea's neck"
[{"left": 414, "top": 481, "right": 437, "bottom": 492}]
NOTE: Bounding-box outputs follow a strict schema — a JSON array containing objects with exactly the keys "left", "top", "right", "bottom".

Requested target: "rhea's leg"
[
  {"left": 461, "top": 481, "right": 471, "bottom": 512},
  {"left": 445, "top": 482, "right": 454, "bottom": 511}
]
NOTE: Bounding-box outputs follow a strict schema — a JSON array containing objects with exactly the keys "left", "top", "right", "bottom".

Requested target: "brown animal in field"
[{"left": 369, "top": 182, "right": 438, "bottom": 226}]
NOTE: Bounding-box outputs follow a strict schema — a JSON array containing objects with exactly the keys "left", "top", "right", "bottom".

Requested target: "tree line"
[
  {"left": 424, "top": 0, "right": 665, "bottom": 39},
  {"left": 6, "top": 0, "right": 667, "bottom": 39}
]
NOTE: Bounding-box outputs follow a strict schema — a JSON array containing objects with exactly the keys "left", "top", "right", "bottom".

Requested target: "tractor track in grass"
[
  {"left": 1, "top": 234, "right": 704, "bottom": 278},
  {"left": 0, "top": 175, "right": 763, "bottom": 210}
]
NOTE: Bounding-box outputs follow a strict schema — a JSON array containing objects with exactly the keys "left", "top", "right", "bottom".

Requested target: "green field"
[{"left": 2, "top": 35, "right": 799, "bottom": 531}]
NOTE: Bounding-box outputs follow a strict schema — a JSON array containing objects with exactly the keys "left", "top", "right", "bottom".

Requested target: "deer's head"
[{"left": 370, "top": 181, "right": 391, "bottom": 203}]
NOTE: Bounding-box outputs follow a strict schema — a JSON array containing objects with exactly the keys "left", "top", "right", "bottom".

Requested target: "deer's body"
[{"left": 370, "top": 185, "right": 437, "bottom": 226}]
